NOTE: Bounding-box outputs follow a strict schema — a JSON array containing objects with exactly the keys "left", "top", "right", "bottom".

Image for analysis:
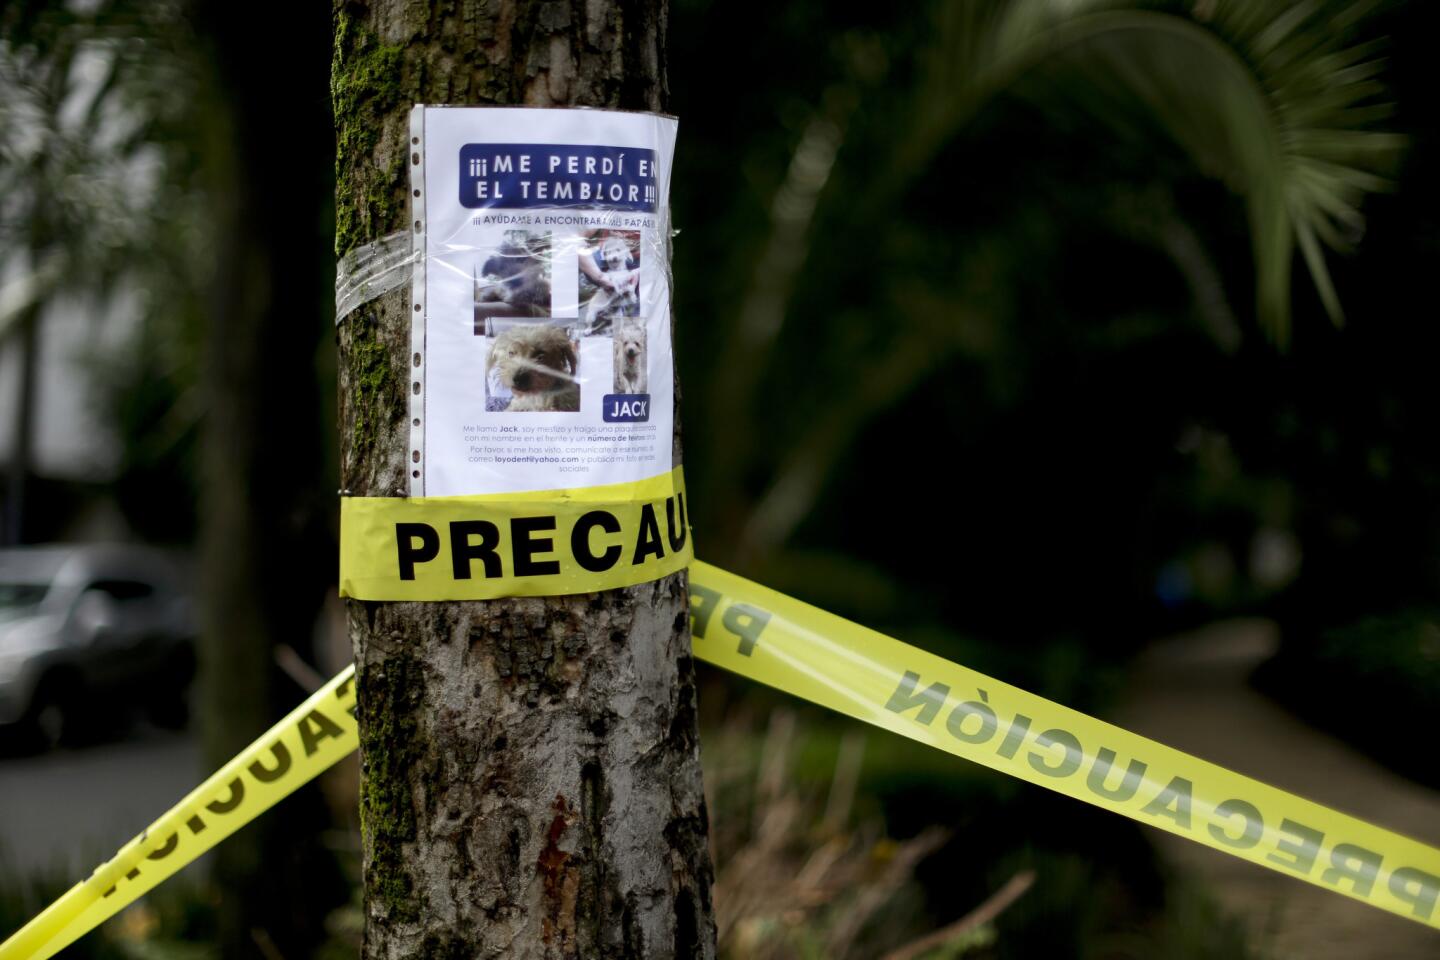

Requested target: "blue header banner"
[{"left": 458, "top": 143, "right": 659, "bottom": 212}]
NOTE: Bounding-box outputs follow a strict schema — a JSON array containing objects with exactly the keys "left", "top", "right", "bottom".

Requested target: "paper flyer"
[{"left": 411, "top": 106, "right": 678, "bottom": 497}]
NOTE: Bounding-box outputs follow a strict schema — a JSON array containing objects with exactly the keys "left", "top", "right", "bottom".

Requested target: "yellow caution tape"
[
  {"left": 0, "top": 668, "right": 359, "bottom": 960},
  {"left": 5, "top": 561, "right": 1438, "bottom": 958},
  {"left": 339, "top": 468, "right": 692, "bottom": 600},
  {"left": 688, "top": 562, "right": 1440, "bottom": 929}
]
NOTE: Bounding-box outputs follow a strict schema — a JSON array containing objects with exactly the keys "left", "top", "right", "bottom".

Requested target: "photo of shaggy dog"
[
  {"left": 579, "top": 231, "right": 640, "bottom": 334},
  {"left": 474, "top": 230, "right": 552, "bottom": 328},
  {"left": 613, "top": 320, "right": 647, "bottom": 394},
  {"left": 486, "top": 322, "right": 580, "bottom": 412}
]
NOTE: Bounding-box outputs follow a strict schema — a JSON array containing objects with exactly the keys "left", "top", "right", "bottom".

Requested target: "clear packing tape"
[
  {"left": 337, "top": 218, "right": 660, "bottom": 333},
  {"left": 3, "top": 562, "right": 1439, "bottom": 958},
  {"left": 334, "top": 231, "right": 418, "bottom": 322}
]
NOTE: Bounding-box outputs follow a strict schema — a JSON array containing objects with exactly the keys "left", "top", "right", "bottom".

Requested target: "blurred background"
[{"left": 2, "top": 1, "right": 1437, "bottom": 957}]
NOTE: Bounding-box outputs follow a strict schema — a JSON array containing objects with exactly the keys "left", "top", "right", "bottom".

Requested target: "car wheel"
[
  {"left": 146, "top": 649, "right": 195, "bottom": 730},
  {"left": 147, "top": 690, "right": 190, "bottom": 730},
  {"left": 33, "top": 698, "right": 66, "bottom": 748},
  {"left": 24, "top": 674, "right": 80, "bottom": 750}
]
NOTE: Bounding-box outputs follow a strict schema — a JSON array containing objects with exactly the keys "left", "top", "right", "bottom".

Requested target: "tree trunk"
[
  {"left": 194, "top": 4, "right": 347, "bottom": 956},
  {"left": 331, "top": 3, "right": 716, "bottom": 958},
  {"left": 3, "top": 301, "right": 39, "bottom": 546}
]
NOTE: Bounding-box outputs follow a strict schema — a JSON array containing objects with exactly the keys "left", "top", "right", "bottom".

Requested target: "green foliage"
[
  {"left": 1258, "top": 608, "right": 1440, "bottom": 787},
  {"left": 1199, "top": 0, "right": 1403, "bottom": 335},
  {"left": 0, "top": 2, "right": 206, "bottom": 299},
  {"left": 678, "top": 0, "right": 1401, "bottom": 585},
  {"left": 0, "top": 2, "right": 212, "bottom": 541},
  {"left": 870, "top": 0, "right": 1399, "bottom": 342},
  {"left": 1317, "top": 608, "right": 1440, "bottom": 692}
]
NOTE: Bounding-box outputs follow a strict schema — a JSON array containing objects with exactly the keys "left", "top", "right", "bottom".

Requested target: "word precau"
[{"left": 340, "top": 470, "right": 691, "bottom": 600}]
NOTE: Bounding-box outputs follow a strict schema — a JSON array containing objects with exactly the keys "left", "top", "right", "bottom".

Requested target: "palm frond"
[
  {"left": 0, "top": 2, "right": 199, "bottom": 304},
  {"left": 895, "top": 0, "right": 1401, "bottom": 344},
  {"left": 1190, "top": 0, "right": 1400, "bottom": 336}
]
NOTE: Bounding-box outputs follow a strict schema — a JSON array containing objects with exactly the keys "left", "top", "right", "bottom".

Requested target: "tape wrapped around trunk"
[{"left": 338, "top": 468, "right": 692, "bottom": 600}]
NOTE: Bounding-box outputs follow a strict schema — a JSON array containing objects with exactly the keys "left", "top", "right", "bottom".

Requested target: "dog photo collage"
[{"left": 475, "top": 228, "right": 648, "bottom": 414}]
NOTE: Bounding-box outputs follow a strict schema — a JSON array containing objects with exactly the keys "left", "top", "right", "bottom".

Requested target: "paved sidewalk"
[{"left": 1111, "top": 619, "right": 1440, "bottom": 960}]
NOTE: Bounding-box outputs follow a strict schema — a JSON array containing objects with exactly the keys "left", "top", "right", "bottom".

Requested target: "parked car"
[{"left": 0, "top": 544, "right": 196, "bottom": 748}]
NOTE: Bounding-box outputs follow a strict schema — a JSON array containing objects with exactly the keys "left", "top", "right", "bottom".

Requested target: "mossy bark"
[{"left": 332, "top": 2, "right": 714, "bottom": 957}]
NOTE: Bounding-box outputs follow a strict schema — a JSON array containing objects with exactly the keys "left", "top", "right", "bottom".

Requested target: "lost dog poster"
[{"left": 412, "top": 106, "right": 677, "bottom": 497}]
